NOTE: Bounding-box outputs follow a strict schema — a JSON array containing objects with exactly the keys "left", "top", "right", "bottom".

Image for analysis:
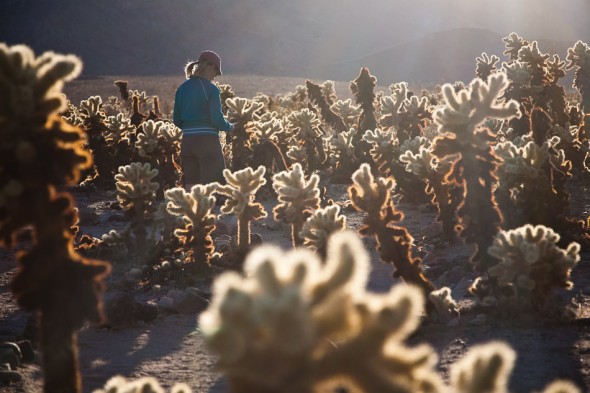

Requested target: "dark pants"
[{"left": 180, "top": 134, "right": 226, "bottom": 185}]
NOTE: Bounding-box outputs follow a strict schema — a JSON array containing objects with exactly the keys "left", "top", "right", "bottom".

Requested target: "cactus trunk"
[
  {"left": 237, "top": 214, "right": 250, "bottom": 252},
  {"left": 40, "top": 310, "right": 80, "bottom": 393}
]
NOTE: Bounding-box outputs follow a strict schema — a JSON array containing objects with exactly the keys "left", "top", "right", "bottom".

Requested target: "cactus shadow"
[{"left": 77, "top": 314, "right": 201, "bottom": 392}]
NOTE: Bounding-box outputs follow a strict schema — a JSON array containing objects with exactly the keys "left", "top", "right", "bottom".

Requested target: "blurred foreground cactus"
[
  {"left": 198, "top": 230, "right": 580, "bottom": 393},
  {"left": 0, "top": 43, "right": 111, "bottom": 392},
  {"left": 199, "top": 231, "right": 443, "bottom": 393},
  {"left": 93, "top": 376, "right": 191, "bottom": 393}
]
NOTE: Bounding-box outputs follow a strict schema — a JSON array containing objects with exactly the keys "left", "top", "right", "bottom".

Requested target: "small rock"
[
  {"left": 77, "top": 206, "right": 100, "bottom": 225},
  {"left": 453, "top": 278, "right": 474, "bottom": 298},
  {"left": 103, "top": 292, "right": 140, "bottom": 329},
  {"left": 167, "top": 289, "right": 185, "bottom": 302},
  {"left": 446, "top": 318, "right": 460, "bottom": 328},
  {"left": 173, "top": 290, "right": 209, "bottom": 315},
  {"left": 214, "top": 221, "right": 230, "bottom": 236},
  {"left": 0, "top": 370, "right": 22, "bottom": 383},
  {"left": 16, "top": 341, "right": 35, "bottom": 363},
  {"left": 136, "top": 303, "right": 158, "bottom": 322},
  {"left": 250, "top": 233, "right": 263, "bottom": 246},
  {"left": 0, "top": 347, "right": 19, "bottom": 370},
  {"left": 157, "top": 296, "right": 175, "bottom": 310},
  {"left": 469, "top": 314, "right": 488, "bottom": 326},
  {"left": 264, "top": 217, "right": 281, "bottom": 231}
]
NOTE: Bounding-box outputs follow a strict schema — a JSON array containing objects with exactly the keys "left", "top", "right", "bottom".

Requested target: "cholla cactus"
[
  {"left": 104, "top": 113, "right": 135, "bottom": 144},
  {"left": 566, "top": 40, "right": 590, "bottom": 112},
  {"left": 306, "top": 80, "right": 347, "bottom": 132},
  {"left": 199, "top": 231, "right": 444, "bottom": 393},
  {"left": 0, "top": 43, "right": 110, "bottom": 393},
  {"left": 349, "top": 163, "right": 435, "bottom": 300},
  {"left": 350, "top": 67, "right": 377, "bottom": 133},
  {"left": 226, "top": 97, "right": 264, "bottom": 170},
  {"left": 428, "top": 287, "right": 458, "bottom": 319},
  {"left": 79, "top": 95, "right": 112, "bottom": 182},
  {"left": 400, "top": 146, "right": 457, "bottom": 241},
  {"left": 350, "top": 68, "right": 377, "bottom": 161},
  {"left": 272, "top": 163, "right": 321, "bottom": 246},
  {"left": 286, "top": 108, "right": 325, "bottom": 171},
  {"left": 474, "top": 224, "right": 581, "bottom": 310},
  {"left": 320, "top": 79, "right": 337, "bottom": 105},
  {"left": 451, "top": 342, "right": 515, "bottom": 393},
  {"left": 250, "top": 117, "right": 283, "bottom": 142},
  {"left": 331, "top": 98, "right": 361, "bottom": 129},
  {"left": 216, "top": 166, "right": 267, "bottom": 254},
  {"left": 165, "top": 184, "right": 218, "bottom": 265},
  {"left": 135, "top": 119, "right": 182, "bottom": 192},
  {"left": 114, "top": 80, "right": 129, "bottom": 101},
  {"left": 327, "top": 127, "right": 363, "bottom": 180},
  {"left": 137, "top": 120, "right": 182, "bottom": 156},
  {"left": 379, "top": 82, "right": 432, "bottom": 143},
  {"left": 300, "top": 204, "right": 347, "bottom": 259},
  {"left": 93, "top": 375, "right": 192, "bottom": 393},
  {"left": 476, "top": 53, "right": 500, "bottom": 80},
  {"left": 362, "top": 129, "right": 429, "bottom": 203},
  {"left": 503, "top": 32, "right": 529, "bottom": 62},
  {"left": 432, "top": 73, "right": 521, "bottom": 271},
  {"left": 216, "top": 82, "right": 235, "bottom": 113},
  {"left": 286, "top": 144, "right": 307, "bottom": 163},
  {"left": 115, "top": 162, "right": 160, "bottom": 254},
  {"left": 545, "top": 54, "right": 569, "bottom": 126}
]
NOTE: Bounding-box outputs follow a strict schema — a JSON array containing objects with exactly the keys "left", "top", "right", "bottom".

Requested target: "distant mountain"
[
  {"left": 0, "top": 0, "right": 586, "bottom": 83},
  {"left": 325, "top": 28, "right": 577, "bottom": 85}
]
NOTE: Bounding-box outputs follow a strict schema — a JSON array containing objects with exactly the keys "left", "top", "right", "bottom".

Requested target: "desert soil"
[{"left": 0, "top": 180, "right": 589, "bottom": 393}]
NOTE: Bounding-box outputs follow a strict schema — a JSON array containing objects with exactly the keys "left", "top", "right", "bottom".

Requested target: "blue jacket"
[{"left": 173, "top": 76, "right": 232, "bottom": 136}]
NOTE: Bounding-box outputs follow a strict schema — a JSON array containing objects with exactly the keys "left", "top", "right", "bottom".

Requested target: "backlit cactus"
[
  {"left": 473, "top": 224, "right": 580, "bottom": 310},
  {"left": 349, "top": 163, "right": 435, "bottom": 300},
  {"left": 331, "top": 98, "right": 361, "bottom": 129},
  {"left": 362, "top": 129, "right": 429, "bottom": 203},
  {"left": 115, "top": 162, "right": 160, "bottom": 255},
  {"left": 216, "top": 166, "right": 267, "bottom": 254},
  {"left": 93, "top": 375, "right": 192, "bottom": 393},
  {"left": 566, "top": 40, "right": 590, "bottom": 112},
  {"left": 306, "top": 80, "right": 347, "bottom": 132},
  {"left": 450, "top": 342, "right": 515, "bottom": 393},
  {"left": 272, "top": 163, "right": 321, "bottom": 246},
  {"left": 226, "top": 97, "right": 264, "bottom": 170},
  {"left": 300, "top": 204, "right": 347, "bottom": 259},
  {"left": 379, "top": 82, "right": 432, "bottom": 143},
  {"left": 0, "top": 43, "right": 110, "bottom": 393},
  {"left": 165, "top": 184, "right": 218, "bottom": 265},
  {"left": 432, "top": 73, "right": 521, "bottom": 271},
  {"left": 199, "top": 231, "right": 443, "bottom": 393},
  {"left": 400, "top": 145, "right": 457, "bottom": 241},
  {"left": 135, "top": 119, "right": 182, "bottom": 192},
  {"left": 327, "top": 127, "right": 362, "bottom": 181},
  {"left": 476, "top": 52, "right": 500, "bottom": 80},
  {"left": 286, "top": 108, "right": 325, "bottom": 171}
]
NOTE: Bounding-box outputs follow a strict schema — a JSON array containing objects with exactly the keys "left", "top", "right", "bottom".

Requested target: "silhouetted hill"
[
  {"left": 0, "top": 0, "right": 584, "bottom": 83},
  {"left": 328, "top": 28, "right": 576, "bottom": 85}
]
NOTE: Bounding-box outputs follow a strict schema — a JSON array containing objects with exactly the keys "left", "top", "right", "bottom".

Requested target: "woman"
[{"left": 173, "top": 50, "right": 233, "bottom": 190}]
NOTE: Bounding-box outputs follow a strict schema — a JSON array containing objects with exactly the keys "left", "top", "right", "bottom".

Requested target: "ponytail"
[{"left": 184, "top": 61, "right": 198, "bottom": 79}]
